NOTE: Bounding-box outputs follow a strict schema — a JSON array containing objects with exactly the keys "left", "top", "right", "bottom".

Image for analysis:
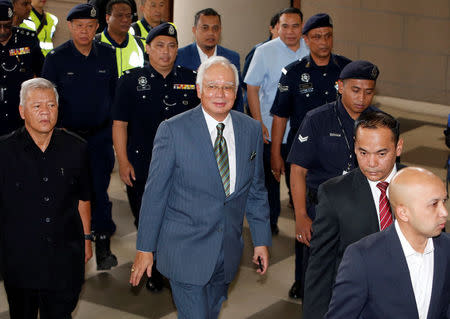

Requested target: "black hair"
[
  {"left": 279, "top": 7, "right": 303, "bottom": 21},
  {"left": 354, "top": 111, "right": 400, "bottom": 144},
  {"left": 194, "top": 8, "right": 221, "bottom": 26},
  {"left": 270, "top": 12, "right": 280, "bottom": 28},
  {"left": 106, "top": 0, "right": 132, "bottom": 15}
]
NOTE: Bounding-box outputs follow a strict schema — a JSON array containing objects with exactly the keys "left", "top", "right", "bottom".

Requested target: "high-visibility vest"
[
  {"left": 129, "top": 20, "right": 148, "bottom": 47},
  {"left": 20, "top": 10, "right": 58, "bottom": 56},
  {"left": 99, "top": 32, "right": 144, "bottom": 77}
]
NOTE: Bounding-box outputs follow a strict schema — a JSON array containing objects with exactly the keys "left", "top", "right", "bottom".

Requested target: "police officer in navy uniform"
[
  {"left": 270, "top": 13, "right": 351, "bottom": 299},
  {"left": 287, "top": 60, "right": 380, "bottom": 301},
  {"left": 0, "top": 0, "right": 44, "bottom": 136},
  {"left": 113, "top": 22, "right": 199, "bottom": 292},
  {"left": 42, "top": 3, "right": 119, "bottom": 271}
]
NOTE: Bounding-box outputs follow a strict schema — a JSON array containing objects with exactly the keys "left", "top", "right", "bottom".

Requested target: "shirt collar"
[
  {"left": 103, "top": 28, "right": 129, "bottom": 48},
  {"left": 196, "top": 43, "right": 217, "bottom": 62},
  {"left": 367, "top": 164, "right": 398, "bottom": 189},
  {"left": 395, "top": 220, "right": 434, "bottom": 257},
  {"left": 20, "top": 126, "right": 59, "bottom": 153},
  {"left": 140, "top": 18, "right": 151, "bottom": 32},
  {"left": 202, "top": 107, "right": 232, "bottom": 136},
  {"left": 147, "top": 63, "right": 177, "bottom": 78},
  {"left": 69, "top": 40, "right": 98, "bottom": 58},
  {"left": 278, "top": 36, "right": 303, "bottom": 53}
]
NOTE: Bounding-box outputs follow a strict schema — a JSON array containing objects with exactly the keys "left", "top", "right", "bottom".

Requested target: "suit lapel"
[
  {"left": 190, "top": 106, "right": 225, "bottom": 197},
  {"left": 190, "top": 43, "right": 201, "bottom": 70},
  {"left": 386, "top": 225, "right": 420, "bottom": 317},
  {"left": 353, "top": 169, "right": 380, "bottom": 232},
  {"left": 228, "top": 112, "right": 247, "bottom": 200},
  {"left": 426, "top": 236, "right": 445, "bottom": 319}
]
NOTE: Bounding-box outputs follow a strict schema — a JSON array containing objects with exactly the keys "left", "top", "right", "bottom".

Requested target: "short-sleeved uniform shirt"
[
  {"left": 0, "top": 27, "right": 44, "bottom": 136},
  {"left": 271, "top": 54, "right": 351, "bottom": 139},
  {"left": 244, "top": 37, "right": 309, "bottom": 143},
  {"left": 287, "top": 97, "right": 378, "bottom": 190},
  {"left": 0, "top": 127, "right": 91, "bottom": 290},
  {"left": 112, "top": 65, "right": 199, "bottom": 181},
  {"left": 42, "top": 40, "right": 117, "bottom": 130}
]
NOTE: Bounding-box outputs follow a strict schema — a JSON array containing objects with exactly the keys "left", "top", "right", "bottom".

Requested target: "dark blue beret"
[
  {"left": 0, "top": 0, "right": 13, "bottom": 21},
  {"left": 146, "top": 22, "right": 178, "bottom": 44},
  {"left": 67, "top": 4, "right": 98, "bottom": 21},
  {"left": 302, "top": 13, "right": 333, "bottom": 35},
  {"left": 339, "top": 60, "right": 379, "bottom": 81}
]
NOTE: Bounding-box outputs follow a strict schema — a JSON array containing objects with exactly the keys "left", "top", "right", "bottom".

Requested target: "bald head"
[{"left": 389, "top": 167, "right": 447, "bottom": 243}]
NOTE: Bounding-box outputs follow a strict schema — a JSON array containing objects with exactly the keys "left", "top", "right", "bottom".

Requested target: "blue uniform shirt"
[
  {"left": 287, "top": 97, "right": 377, "bottom": 190},
  {"left": 42, "top": 40, "right": 117, "bottom": 130},
  {"left": 244, "top": 37, "right": 309, "bottom": 143},
  {"left": 112, "top": 65, "right": 199, "bottom": 181},
  {"left": 271, "top": 54, "right": 351, "bottom": 137}
]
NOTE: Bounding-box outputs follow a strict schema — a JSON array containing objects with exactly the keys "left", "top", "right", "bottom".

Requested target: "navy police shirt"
[
  {"left": 287, "top": 97, "right": 377, "bottom": 190},
  {"left": 271, "top": 54, "right": 351, "bottom": 136}
]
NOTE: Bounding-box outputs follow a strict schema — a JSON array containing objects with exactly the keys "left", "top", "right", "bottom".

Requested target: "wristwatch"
[{"left": 84, "top": 234, "right": 94, "bottom": 241}]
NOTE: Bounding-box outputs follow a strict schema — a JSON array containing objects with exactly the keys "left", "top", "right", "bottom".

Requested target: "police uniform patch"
[
  {"left": 173, "top": 84, "right": 195, "bottom": 90},
  {"left": 371, "top": 66, "right": 379, "bottom": 80},
  {"left": 9, "top": 47, "right": 30, "bottom": 56},
  {"left": 7, "top": 8, "right": 12, "bottom": 18},
  {"left": 138, "top": 76, "right": 147, "bottom": 86},
  {"left": 278, "top": 83, "right": 288, "bottom": 92},
  {"left": 90, "top": 7, "right": 96, "bottom": 17},
  {"left": 169, "top": 25, "right": 175, "bottom": 35},
  {"left": 301, "top": 73, "right": 310, "bottom": 82}
]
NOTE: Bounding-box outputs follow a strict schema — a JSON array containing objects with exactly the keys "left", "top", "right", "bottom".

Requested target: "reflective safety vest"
[
  {"left": 99, "top": 32, "right": 144, "bottom": 77},
  {"left": 20, "top": 10, "right": 58, "bottom": 56},
  {"left": 129, "top": 20, "right": 148, "bottom": 47}
]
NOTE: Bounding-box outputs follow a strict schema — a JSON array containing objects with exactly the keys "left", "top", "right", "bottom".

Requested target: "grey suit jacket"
[
  {"left": 303, "top": 165, "right": 404, "bottom": 319},
  {"left": 136, "top": 105, "right": 271, "bottom": 285}
]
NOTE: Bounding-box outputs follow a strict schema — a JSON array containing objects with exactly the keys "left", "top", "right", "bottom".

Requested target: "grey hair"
[
  {"left": 196, "top": 56, "right": 239, "bottom": 93},
  {"left": 20, "top": 78, "right": 59, "bottom": 106}
]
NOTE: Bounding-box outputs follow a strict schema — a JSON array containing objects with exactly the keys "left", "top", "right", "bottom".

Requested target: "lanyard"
[{"left": 333, "top": 100, "right": 353, "bottom": 172}]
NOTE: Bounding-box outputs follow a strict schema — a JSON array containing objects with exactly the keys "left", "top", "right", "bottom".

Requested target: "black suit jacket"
[
  {"left": 303, "top": 165, "right": 404, "bottom": 319},
  {"left": 325, "top": 225, "right": 450, "bottom": 319}
]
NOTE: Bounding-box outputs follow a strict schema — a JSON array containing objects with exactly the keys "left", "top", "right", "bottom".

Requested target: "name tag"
[{"left": 299, "top": 83, "right": 313, "bottom": 94}]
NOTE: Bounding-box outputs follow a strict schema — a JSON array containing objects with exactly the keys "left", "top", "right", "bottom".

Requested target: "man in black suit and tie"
[
  {"left": 326, "top": 167, "right": 449, "bottom": 318},
  {"left": 303, "top": 111, "right": 404, "bottom": 318}
]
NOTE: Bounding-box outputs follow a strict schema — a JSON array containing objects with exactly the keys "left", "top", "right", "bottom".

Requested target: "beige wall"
[
  {"left": 173, "top": 0, "right": 290, "bottom": 67},
  {"left": 301, "top": 0, "right": 450, "bottom": 105}
]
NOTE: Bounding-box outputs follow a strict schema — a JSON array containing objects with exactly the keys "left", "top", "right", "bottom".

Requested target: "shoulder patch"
[{"left": 282, "top": 67, "right": 287, "bottom": 75}]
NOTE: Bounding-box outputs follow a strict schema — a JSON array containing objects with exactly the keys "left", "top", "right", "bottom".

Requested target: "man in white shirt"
[
  {"left": 129, "top": 56, "right": 271, "bottom": 318},
  {"left": 326, "top": 167, "right": 450, "bottom": 319},
  {"left": 303, "top": 111, "right": 404, "bottom": 318}
]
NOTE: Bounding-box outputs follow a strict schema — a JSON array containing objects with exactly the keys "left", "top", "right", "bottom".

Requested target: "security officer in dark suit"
[
  {"left": 287, "top": 60, "right": 380, "bottom": 301},
  {"left": 113, "top": 22, "right": 199, "bottom": 292},
  {"left": 42, "top": 3, "right": 119, "bottom": 271},
  {"left": 0, "top": 0, "right": 44, "bottom": 136},
  {"left": 270, "top": 13, "right": 351, "bottom": 299},
  {"left": 0, "top": 78, "right": 92, "bottom": 319}
]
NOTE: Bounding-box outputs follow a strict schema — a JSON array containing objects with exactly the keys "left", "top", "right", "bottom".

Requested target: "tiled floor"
[{"left": 0, "top": 104, "right": 448, "bottom": 318}]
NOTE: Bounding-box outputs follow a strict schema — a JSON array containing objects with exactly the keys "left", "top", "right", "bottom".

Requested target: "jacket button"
[
  {"left": 45, "top": 217, "right": 51, "bottom": 223},
  {"left": 43, "top": 177, "right": 48, "bottom": 182},
  {"left": 43, "top": 196, "right": 50, "bottom": 202}
]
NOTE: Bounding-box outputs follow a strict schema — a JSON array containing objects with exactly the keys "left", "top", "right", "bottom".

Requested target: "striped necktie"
[
  {"left": 377, "top": 181, "right": 393, "bottom": 230},
  {"left": 214, "top": 123, "right": 230, "bottom": 197}
]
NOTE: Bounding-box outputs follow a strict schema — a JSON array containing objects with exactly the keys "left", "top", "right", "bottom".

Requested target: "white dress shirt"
[
  {"left": 367, "top": 166, "right": 397, "bottom": 229},
  {"left": 197, "top": 44, "right": 217, "bottom": 64},
  {"left": 202, "top": 108, "right": 236, "bottom": 195},
  {"left": 395, "top": 221, "right": 434, "bottom": 319}
]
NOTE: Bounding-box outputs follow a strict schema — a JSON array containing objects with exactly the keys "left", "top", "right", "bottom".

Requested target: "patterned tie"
[
  {"left": 214, "top": 123, "right": 230, "bottom": 197},
  {"left": 376, "top": 181, "right": 393, "bottom": 230}
]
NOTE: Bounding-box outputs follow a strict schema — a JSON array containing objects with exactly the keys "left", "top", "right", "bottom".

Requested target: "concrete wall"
[
  {"left": 173, "top": 0, "right": 290, "bottom": 67},
  {"left": 301, "top": 0, "right": 450, "bottom": 105}
]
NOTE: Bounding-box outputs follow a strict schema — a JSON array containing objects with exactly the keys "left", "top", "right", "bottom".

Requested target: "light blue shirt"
[{"left": 244, "top": 37, "right": 309, "bottom": 143}]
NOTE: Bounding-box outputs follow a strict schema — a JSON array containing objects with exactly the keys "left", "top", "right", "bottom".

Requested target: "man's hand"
[
  {"left": 129, "top": 251, "right": 154, "bottom": 286},
  {"left": 270, "top": 152, "right": 285, "bottom": 182},
  {"left": 252, "top": 246, "right": 269, "bottom": 275},
  {"left": 296, "top": 214, "right": 313, "bottom": 246},
  {"left": 85, "top": 240, "right": 93, "bottom": 263},
  {"left": 261, "top": 123, "right": 270, "bottom": 144},
  {"left": 119, "top": 160, "right": 136, "bottom": 187}
]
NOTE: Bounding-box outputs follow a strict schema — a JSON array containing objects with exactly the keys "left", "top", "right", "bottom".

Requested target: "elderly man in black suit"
[{"left": 303, "top": 111, "right": 404, "bottom": 318}]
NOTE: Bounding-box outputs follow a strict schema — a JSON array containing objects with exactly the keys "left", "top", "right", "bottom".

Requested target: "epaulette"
[
  {"left": 14, "top": 27, "right": 37, "bottom": 38},
  {"left": 58, "top": 128, "right": 87, "bottom": 143},
  {"left": 96, "top": 40, "right": 115, "bottom": 51},
  {"left": 283, "top": 57, "right": 307, "bottom": 74},
  {"left": 177, "top": 65, "right": 197, "bottom": 74},
  {"left": 0, "top": 130, "right": 16, "bottom": 142}
]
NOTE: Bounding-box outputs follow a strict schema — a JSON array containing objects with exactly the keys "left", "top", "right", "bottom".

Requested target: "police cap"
[
  {"left": 67, "top": 3, "right": 98, "bottom": 21},
  {"left": 0, "top": 0, "right": 13, "bottom": 22},
  {"left": 146, "top": 22, "right": 178, "bottom": 44},
  {"left": 339, "top": 60, "right": 379, "bottom": 81},
  {"left": 302, "top": 13, "right": 332, "bottom": 35}
]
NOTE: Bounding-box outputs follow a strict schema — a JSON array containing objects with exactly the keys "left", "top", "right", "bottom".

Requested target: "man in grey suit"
[
  {"left": 130, "top": 56, "right": 271, "bottom": 318},
  {"left": 303, "top": 111, "right": 404, "bottom": 318}
]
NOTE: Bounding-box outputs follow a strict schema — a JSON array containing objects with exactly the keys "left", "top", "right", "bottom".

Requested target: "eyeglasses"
[
  {"left": 309, "top": 33, "right": 333, "bottom": 41},
  {"left": 204, "top": 83, "right": 235, "bottom": 95}
]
